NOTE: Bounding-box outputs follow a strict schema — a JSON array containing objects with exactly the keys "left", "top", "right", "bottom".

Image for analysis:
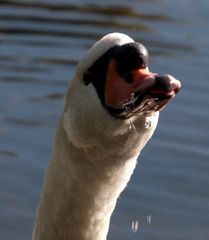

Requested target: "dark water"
[{"left": 0, "top": 0, "right": 209, "bottom": 239}]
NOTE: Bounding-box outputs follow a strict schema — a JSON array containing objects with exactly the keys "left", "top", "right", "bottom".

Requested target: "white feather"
[
  {"left": 76, "top": 33, "right": 134, "bottom": 79},
  {"left": 32, "top": 33, "right": 159, "bottom": 240}
]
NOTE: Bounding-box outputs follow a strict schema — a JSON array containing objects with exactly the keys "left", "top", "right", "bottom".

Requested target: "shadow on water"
[
  {"left": 0, "top": 0, "right": 175, "bottom": 20},
  {"left": 0, "top": 150, "right": 17, "bottom": 157},
  {"left": 0, "top": 1, "right": 191, "bottom": 45}
]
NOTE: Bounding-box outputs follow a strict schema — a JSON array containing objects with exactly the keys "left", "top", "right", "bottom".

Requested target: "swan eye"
[{"left": 83, "top": 71, "right": 93, "bottom": 85}]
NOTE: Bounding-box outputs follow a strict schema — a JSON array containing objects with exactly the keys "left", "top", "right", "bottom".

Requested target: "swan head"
[
  {"left": 75, "top": 33, "right": 181, "bottom": 120},
  {"left": 64, "top": 33, "right": 181, "bottom": 146}
]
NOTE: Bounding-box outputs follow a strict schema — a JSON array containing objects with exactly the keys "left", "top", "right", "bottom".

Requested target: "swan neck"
[{"left": 33, "top": 123, "right": 138, "bottom": 240}]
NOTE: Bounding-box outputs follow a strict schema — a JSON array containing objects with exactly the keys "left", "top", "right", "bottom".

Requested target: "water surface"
[{"left": 0, "top": 1, "right": 209, "bottom": 239}]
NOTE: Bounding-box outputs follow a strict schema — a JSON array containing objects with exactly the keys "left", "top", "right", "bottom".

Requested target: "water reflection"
[
  {"left": 0, "top": 150, "right": 17, "bottom": 157},
  {"left": 0, "top": 0, "right": 194, "bottom": 86}
]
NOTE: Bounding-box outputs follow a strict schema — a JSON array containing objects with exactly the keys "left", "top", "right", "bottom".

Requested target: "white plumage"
[{"left": 32, "top": 33, "right": 180, "bottom": 240}]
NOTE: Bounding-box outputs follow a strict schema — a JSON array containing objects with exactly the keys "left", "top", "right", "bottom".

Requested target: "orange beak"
[
  {"left": 105, "top": 59, "right": 155, "bottom": 108},
  {"left": 132, "top": 67, "right": 152, "bottom": 82},
  {"left": 104, "top": 57, "right": 181, "bottom": 119}
]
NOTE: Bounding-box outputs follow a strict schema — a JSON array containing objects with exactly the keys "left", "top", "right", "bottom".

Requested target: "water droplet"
[
  {"left": 125, "top": 105, "right": 131, "bottom": 114},
  {"left": 131, "top": 220, "right": 139, "bottom": 233},
  {"left": 145, "top": 117, "right": 152, "bottom": 129},
  {"left": 147, "top": 214, "right": 152, "bottom": 224},
  {"left": 129, "top": 120, "right": 135, "bottom": 132}
]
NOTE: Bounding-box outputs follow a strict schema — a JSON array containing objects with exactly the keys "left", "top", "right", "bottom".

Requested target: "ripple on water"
[{"left": 0, "top": 1, "right": 209, "bottom": 240}]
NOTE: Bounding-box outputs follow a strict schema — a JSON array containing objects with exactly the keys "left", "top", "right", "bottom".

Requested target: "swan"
[{"left": 32, "top": 33, "right": 181, "bottom": 240}]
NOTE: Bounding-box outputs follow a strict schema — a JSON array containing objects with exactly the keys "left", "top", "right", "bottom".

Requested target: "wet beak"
[
  {"left": 131, "top": 68, "right": 181, "bottom": 99},
  {"left": 105, "top": 58, "right": 181, "bottom": 118}
]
